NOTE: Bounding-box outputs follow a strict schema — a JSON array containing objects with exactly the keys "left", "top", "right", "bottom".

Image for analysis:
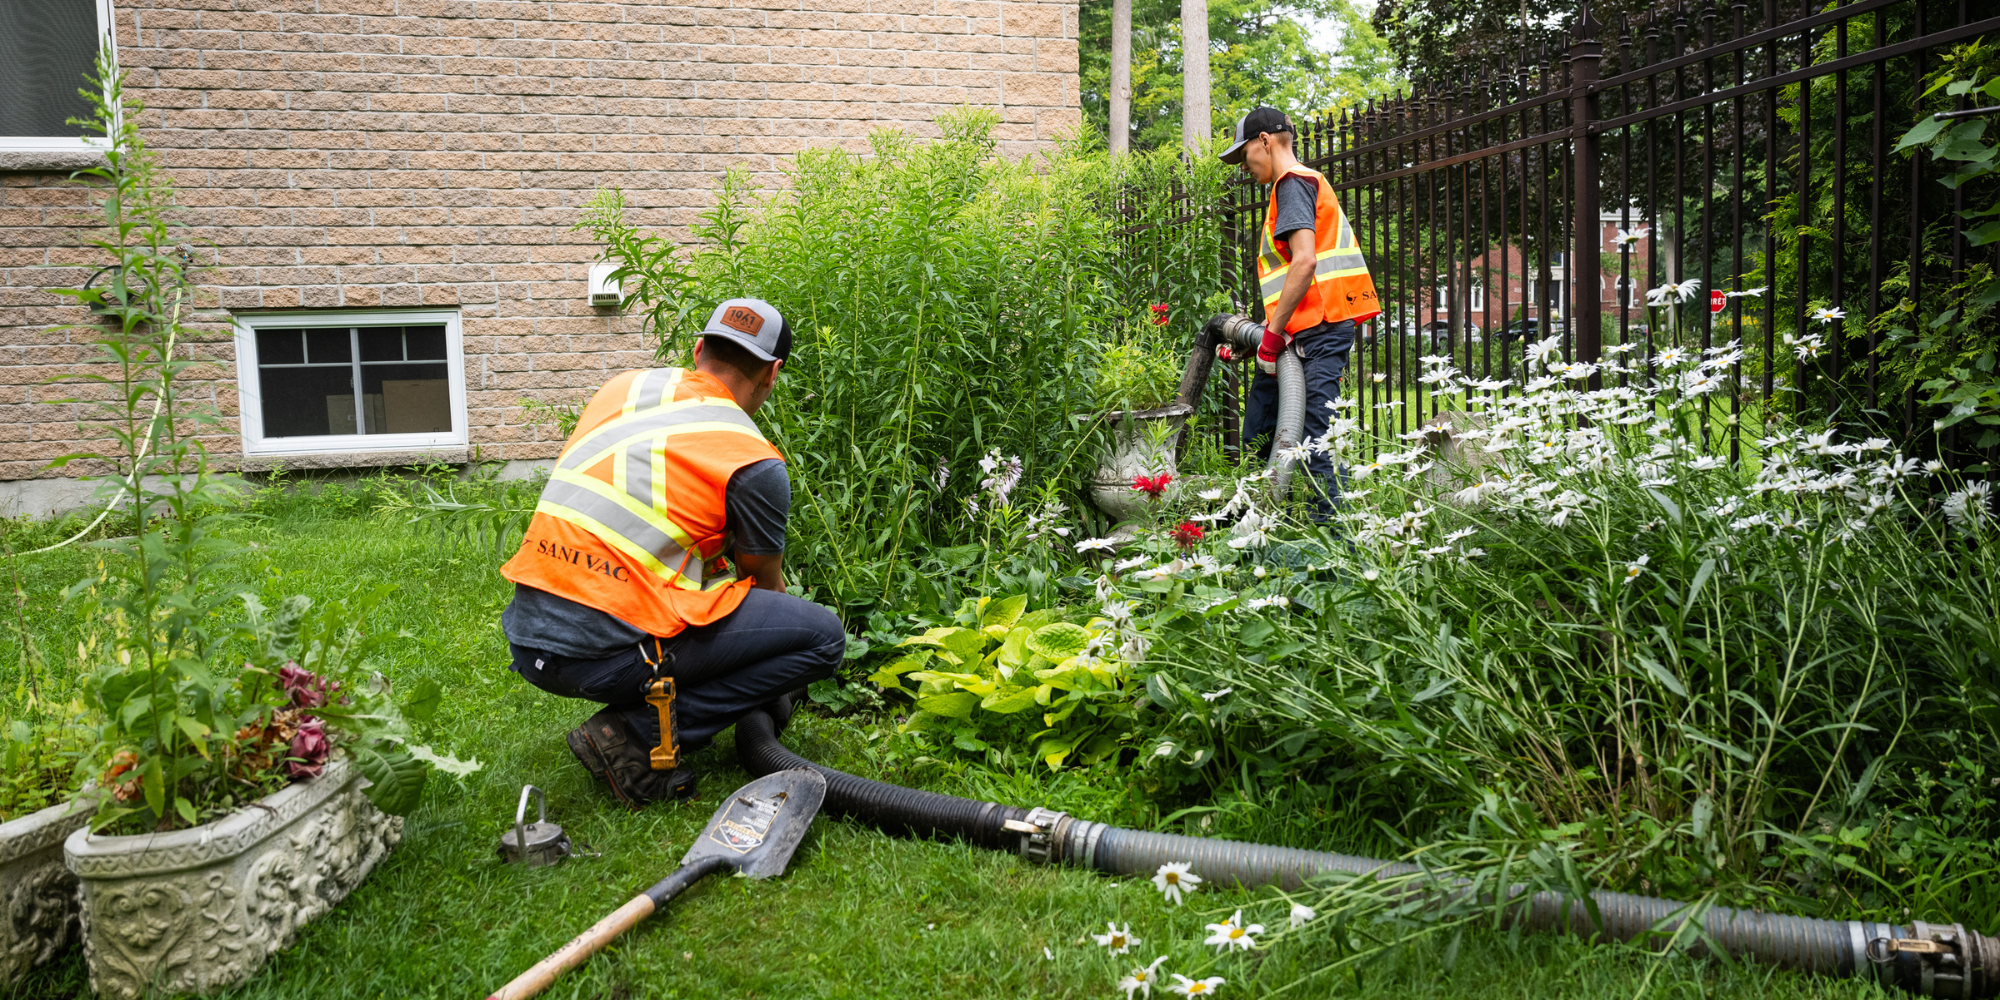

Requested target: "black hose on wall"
[{"left": 736, "top": 708, "right": 2000, "bottom": 996}]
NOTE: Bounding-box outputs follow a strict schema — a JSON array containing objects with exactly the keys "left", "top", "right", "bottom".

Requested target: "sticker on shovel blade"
[{"left": 708, "top": 792, "right": 785, "bottom": 853}]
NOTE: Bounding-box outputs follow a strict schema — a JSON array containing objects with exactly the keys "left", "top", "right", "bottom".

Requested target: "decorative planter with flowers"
[
  {"left": 64, "top": 757, "right": 399, "bottom": 999},
  {"left": 1087, "top": 331, "right": 1194, "bottom": 522},
  {"left": 1089, "top": 403, "right": 1194, "bottom": 521}
]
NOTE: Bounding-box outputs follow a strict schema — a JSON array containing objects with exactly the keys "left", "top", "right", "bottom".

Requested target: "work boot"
[{"left": 566, "top": 710, "right": 697, "bottom": 806}]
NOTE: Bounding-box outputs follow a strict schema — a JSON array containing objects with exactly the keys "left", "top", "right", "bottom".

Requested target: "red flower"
[
  {"left": 278, "top": 662, "right": 337, "bottom": 710},
  {"left": 1150, "top": 303, "right": 1170, "bottom": 326},
  {"left": 1170, "top": 521, "right": 1204, "bottom": 549},
  {"left": 287, "top": 719, "right": 330, "bottom": 780},
  {"left": 1131, "top": 473, "right": 1174, "bottom": 498}
]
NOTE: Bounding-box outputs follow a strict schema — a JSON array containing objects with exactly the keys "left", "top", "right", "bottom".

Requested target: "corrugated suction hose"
[
  {"left": 1177, "top": 314, "right": 1307, "bottom": 503},
  {"left": 736, "top": 707, "right": 1999, "bottom": 996}
]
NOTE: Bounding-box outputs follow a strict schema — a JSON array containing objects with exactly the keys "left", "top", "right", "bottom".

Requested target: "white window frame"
[
  {"left": 232, "top": 309, "right": 468, "bottom": 457},
  {"left": 1468, "top": 281, "right": 1485, "bottom": 313},
  {"left": 1, "top": 0, "right": 118, "bottom": 153}
]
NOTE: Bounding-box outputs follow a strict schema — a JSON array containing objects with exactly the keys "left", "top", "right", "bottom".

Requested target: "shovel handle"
[{"left": 486, "top": 857, "right": 729, "bottom": 1000}]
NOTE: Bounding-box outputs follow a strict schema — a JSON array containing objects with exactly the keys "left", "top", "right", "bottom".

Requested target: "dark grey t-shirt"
[
  {"left": 1272, "top": 175, "right": 1318, "bottom": 244},
  {"left": 502, "top": 458, "right": 790, "bottom": 659}
]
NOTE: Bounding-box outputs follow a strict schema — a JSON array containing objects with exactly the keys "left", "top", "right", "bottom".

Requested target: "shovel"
[{"left": 486, "top": 767, "right": 828, "bottom": 1000}]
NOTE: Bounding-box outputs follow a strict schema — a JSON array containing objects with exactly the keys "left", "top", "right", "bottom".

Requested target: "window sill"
[
  {"left": 234, "top": 446, "right": 471, "bottom": 473},
  {"left": 0, "top": 149, "right": 109, "bottom": 173}
]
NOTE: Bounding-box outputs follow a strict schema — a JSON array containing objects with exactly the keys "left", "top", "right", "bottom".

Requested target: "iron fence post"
[{"left": 1570, "top": 1, "right": 1605, "bottom": 376}]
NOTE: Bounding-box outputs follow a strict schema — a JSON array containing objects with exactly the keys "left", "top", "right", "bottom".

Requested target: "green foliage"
[
  {"left": 1095, "top": 340, "right": 1185, "bottom": 412},
  {"left": 1080, "top": 0, "right": 1400, "bottom": 152},
  {"left": 577, "top": 109, "right": 1127, "bottom": 616},
  {"left": 1879, "top": 47, "right": 2000, "bottom": 451},
  {"left": 867, "top": 594, "right": 1144, "bottom": 769},
  {"left": 517, "top": 397, "right": 584, "bottom": 440}
]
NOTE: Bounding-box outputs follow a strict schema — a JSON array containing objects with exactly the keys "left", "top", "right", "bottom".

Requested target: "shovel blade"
[{"left": 678, "top": 767, "right": 826, "bottom": 879}]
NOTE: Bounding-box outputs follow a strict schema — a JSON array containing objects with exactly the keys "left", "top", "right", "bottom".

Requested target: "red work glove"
[
  {"left": 1216, "top": 344, "right": 1235, "bottom": 362},
  {"left": 1257, "top": 327, "right": 1288, "bottom": 374}
]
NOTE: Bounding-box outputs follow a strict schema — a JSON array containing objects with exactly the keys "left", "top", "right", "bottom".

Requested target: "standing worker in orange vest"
[
  {"left": 1220, "top": 107, "right": 1381, "bottom": 521},
  {"left": 497, "top": 299, "right": 844, "bottom": 806}
]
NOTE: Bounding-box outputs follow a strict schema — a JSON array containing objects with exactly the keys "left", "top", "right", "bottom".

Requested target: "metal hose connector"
[{"left": 735, "top": 709, "right": 1999, "bottom": 996}]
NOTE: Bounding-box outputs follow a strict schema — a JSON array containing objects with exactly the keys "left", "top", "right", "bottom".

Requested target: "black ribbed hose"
[{"left": 736, "top": 708, "right": 1998, "bottom": 996}]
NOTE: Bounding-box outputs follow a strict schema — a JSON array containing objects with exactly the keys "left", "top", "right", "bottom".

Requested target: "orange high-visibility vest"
[
  {"left": 500, "top": 368, "right": 782, "bottom": 638},
  {"left": 1257, "top": 163, "right": 1381, "bottom": 332}
]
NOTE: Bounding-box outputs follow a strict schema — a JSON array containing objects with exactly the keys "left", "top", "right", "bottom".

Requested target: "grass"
[{"left": 0, "top": 506, "right": 1911, "bottom": 999}]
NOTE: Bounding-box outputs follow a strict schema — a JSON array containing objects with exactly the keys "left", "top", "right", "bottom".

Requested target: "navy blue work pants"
[
  {"left": 1242, "top": 318, "right": 1355, "bottom": 522},
  {"left": 508, "top": 588, "right": 845, "bottom": 752}
]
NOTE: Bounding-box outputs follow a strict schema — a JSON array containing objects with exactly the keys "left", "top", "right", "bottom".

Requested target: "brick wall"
[{"left": 0, "top": 0, "right": 1080, "bottom": 490}]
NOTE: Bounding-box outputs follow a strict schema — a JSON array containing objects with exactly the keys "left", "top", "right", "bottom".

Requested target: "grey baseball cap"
[
  {"left": 700, "top": 298, "right": 792, "bottom": 363},
  {"left": 1219, "top": 106, "right": 1294, "bottom": 165}
]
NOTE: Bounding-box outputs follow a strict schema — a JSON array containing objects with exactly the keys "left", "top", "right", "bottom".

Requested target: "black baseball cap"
[
  {"left": 1219, "top": 107, "right": 1294, "bottom": 165},
  {"left": 700, "top": 298, "right": 792, "bottom": 363}
]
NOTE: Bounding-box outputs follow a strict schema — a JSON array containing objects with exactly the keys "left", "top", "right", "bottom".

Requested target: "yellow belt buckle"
[{"left": 644, "top": 675, "right": 679, "bottom": 771}]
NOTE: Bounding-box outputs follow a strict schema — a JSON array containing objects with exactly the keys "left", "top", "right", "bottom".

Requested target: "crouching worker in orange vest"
[
  {"left": 497, "top": 298, "right": 844, "bottom": 805},
  {"left": 1220, "top": 106, "right": 1381, "bottom": 522}
]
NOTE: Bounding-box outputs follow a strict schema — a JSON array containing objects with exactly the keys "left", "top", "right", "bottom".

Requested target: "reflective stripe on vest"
[
  {"left": 533, "top": 369, "right": 767, "bottom": 592},
  {"left": 1256, "top": 164, "right": 1381, "bottom": 330}
]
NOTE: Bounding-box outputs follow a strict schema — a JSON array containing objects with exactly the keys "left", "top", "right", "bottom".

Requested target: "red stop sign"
[{"left": 1710, "top": 290, "right": 1727, "bottom": 314}]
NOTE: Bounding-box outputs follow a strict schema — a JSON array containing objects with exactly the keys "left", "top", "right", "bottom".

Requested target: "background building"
[{"left": 0, "top": 0, "right": 1080, "bottom": 513}]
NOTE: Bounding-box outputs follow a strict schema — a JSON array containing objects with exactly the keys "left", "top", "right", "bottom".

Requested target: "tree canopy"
[{"left": 1079, "top": 0, "right": 1401, "bottom": 153}]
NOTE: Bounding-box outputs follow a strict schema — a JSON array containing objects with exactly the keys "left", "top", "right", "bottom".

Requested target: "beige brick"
[{"left": 0, "top": 0, "right": 1076, "bottom": 481}]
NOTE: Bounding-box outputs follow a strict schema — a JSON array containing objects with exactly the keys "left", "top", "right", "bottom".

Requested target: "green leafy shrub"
[
  {"left": 866, "top": 594, "right": 1144, "bottom": 769},
  {"left": 1094, "top": 339, "right": 1185, "bottom": 413}
]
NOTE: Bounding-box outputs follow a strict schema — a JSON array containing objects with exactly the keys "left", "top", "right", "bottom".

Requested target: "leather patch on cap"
[{"left": 721, "top": 305, "right": 765, "bottom": 336}]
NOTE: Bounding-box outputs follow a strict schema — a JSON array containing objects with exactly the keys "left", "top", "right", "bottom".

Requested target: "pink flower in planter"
[
  {"left": 287, "top": 719, "right": 330, "bottom": 780},
  {"left": 278, "top": 662, "right": 337, "bottom": 709}
]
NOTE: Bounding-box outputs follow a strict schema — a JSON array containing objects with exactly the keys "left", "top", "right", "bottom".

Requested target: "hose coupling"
[
  {"left": 1003, "top": 807, "right": 1069, "bottom": 864},
  {"left": 1867, "top": 921, "right": 2000, "bottom": 997}
]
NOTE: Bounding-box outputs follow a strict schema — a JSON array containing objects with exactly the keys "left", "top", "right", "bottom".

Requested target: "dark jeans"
[
  {"left": 509, "top": 588, "right": 845, "bottom": 753},
  {"left": 1243, "top": 318, "right": 1356, "bottom": 522}
]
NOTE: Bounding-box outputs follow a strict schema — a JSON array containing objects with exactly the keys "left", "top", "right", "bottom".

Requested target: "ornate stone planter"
[
  {"left": 0, "top": 795, "right": 93, "bottom": 983},
  {"left": 1088, "top": 402, "right": 1194, "bottom": 522},
  {"left": 63, "top": 759, "right": 401, "bottom": 999}
]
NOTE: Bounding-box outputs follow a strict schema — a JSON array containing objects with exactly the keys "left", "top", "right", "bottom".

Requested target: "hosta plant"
[{"left": 867, "top": 594, "right": 1142, "bottom": 769}]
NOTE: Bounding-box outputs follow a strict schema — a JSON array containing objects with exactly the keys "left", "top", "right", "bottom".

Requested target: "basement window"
[
  {"left": 232, "top": 311, "right": 466, "bottom": 456},
  {"left": 0, "top": 0, "right": 115, "bottom": 153}
]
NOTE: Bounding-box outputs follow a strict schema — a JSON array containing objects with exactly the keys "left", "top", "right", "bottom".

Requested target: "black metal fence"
[{"left": 1200, "top": 0, "right": 1997, "bottom": 465}]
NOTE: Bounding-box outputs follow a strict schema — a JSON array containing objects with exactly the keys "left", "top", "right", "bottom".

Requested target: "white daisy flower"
[
  {"left": 1200, "top": 687, "right": 1234, "bottom": 701},
  {"left": 1113, "top": 555, "right": 1148, "bottom": 572},
  {"left": 1197, "top": 487, "right": 1224, "bottom": 501},
  {"left": 1244, "top": 595, "right": 1289, "bottom": 610},
  {"left": 1612, "top": 226, "right": 1649, "bottom": 247},
  {"left": 1093, "top": 921, "right": 1140, "bottom": 955},
  {"left": 1152, "top": 862, "right": 1201, "bottom": 904},
  {"left": 1811, "top": 305, "right": 1846, "bottom": 323},
  {"left": 1076, "top": 536, "right": 1118, "bottom": 553},
  {"left": 1119, "top": 956, "right": 1169, "bottom": 999},
  {"left": 1289, "top": 903, "right": 1317, "bottom": 929},
  {"left": 1623, "top": 553, "right": 1650, "bottom": 584},
  {"left": 1203, "top": 910, "right": 1263, "bottom": 952},
  {"left": 1726, "top": 286, "right": 1768, "bottom": 298},
  {"left": 1169, "top": 974, "right": 1226, "bottom": 996}
]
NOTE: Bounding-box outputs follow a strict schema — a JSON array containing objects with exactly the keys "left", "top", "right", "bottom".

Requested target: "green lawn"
[{"left": 0, "top": 508, "right": 1902, "bottom": 999}]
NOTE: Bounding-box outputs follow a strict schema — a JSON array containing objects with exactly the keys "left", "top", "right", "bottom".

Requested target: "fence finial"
[{"left": 1576, "top": 0, "right": 1602, "bottom": 39}]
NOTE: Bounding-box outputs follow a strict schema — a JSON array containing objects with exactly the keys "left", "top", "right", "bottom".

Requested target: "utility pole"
[
  {"left": 1181, "top": 0, "right": 1209, "bottom": 153},
  {"left": 1110, "top": 0, "right": 1131, "bottom": 154}
]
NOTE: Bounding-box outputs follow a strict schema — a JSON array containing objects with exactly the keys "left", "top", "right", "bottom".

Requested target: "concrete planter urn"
[
  {"left": 63, "top": 758, "right": 401, "bottom": 999},
  {"left": 0, "top": 795, "right": 93, "bottom": 982},
  {"left": 1088, "top": 402, "right": 1195, "bottom": 522}
]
